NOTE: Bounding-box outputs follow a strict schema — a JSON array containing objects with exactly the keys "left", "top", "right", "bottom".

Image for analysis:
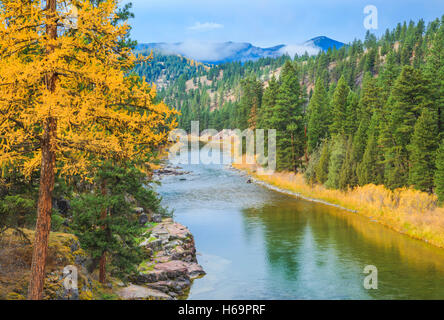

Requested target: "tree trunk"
[
  {"left": 27, "top": 0, "right": 58, "bottom": 300},
  {"left": 99, "top": 252, "right": 107, "bottom": 284},
  {"left": 99, "top": 181, "right": 107, "bottom": 284},
  {"left": 27, "top": 118, "right": 57, "bottom": 300}
]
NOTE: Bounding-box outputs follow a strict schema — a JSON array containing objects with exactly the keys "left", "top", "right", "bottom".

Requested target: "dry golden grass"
[{"left": 233, "top": 160, "right": 444, "bottom": 248}]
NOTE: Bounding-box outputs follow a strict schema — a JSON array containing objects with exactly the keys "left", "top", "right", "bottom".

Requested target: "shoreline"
[
  {"left": 232, "top": 164, "right": 444, "bottom": 250},
  {"left": 248, "top": 175, "right": 358, "bottom": 214}
]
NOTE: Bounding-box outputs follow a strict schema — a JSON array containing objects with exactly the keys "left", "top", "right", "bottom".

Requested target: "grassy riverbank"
[{"left": 233, "top": 161, "right": 444, "bottom": 249}]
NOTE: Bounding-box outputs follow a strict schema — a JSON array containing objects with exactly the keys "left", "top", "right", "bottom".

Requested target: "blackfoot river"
[{"left": 156, "top": 149, "right": 444, "bottom": 299}]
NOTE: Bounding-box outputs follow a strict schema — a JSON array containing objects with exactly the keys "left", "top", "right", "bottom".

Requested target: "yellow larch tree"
[{"left": 0, "top": 0, "right": 177, "bottom": 299}]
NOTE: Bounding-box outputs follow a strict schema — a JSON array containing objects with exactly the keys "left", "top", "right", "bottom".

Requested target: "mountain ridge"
[{"left": 136, "top": 37, "right": 345, "bottom": 64}]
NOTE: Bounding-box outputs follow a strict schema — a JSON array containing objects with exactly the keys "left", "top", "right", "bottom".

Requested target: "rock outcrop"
[{"left": 118, "top": 218, "right": 205, "bottom": 300}]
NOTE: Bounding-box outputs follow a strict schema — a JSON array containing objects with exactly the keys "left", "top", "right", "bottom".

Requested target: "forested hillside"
[
  {"left": 137, "top": 16, "right": 444, "bottom": 202},
  {"left": 134, "top": 49, "right": 209, "bottom": 90},
  {"left": 160, "top": 55, "right": 291, "bottom": 130}
]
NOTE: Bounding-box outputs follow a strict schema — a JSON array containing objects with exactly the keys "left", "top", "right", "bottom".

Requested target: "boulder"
[
  {"left": 140, "top": 238, "right": 162, "bottom": 252},
  {"left": 187, "top": 263, "right": 206, "bottom": 279}
]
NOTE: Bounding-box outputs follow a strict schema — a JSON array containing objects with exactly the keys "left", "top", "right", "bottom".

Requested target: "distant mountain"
[
  {"left": 303, "top": 36, "right": 345, "bottom": 51},
  {"left": 136, "top": 37, "right": 345, "bottom": 64}
]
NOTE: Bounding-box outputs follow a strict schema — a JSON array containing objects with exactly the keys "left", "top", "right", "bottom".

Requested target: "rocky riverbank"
[{"left": 117, "top": 218, "right": 205, "bottom": 300}]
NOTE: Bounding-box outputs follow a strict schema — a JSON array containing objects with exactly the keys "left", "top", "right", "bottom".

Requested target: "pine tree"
[
  {"left": 344, "top": 91, "right": 359, "bottom": 136},
  {"left": 339, "top": 137, "right": 357, "bottom": 190},
  {"left": 357, "top": 112, "right": 384, "bottom": 185},
  {"left": 304, "top": 147, "right": 321, "bottom": 185},
  {"left": 270, "top": 61, "right": 305, "bottom": 171},
  {"left": 381, "top": 66, "right": 432, "bottom": 189},
  {"left": 307, "top": 78, "right": 330, "bottom": 153},
  {"left": 353, "top": 73, "right": 382, "bottom": 164},
  {"left": 315, "top": 141, "right": 330, "bottom": 184},
  {"left": 71, "top": 163, "right": 164, "bottom": 283},
  {"left": 326, "top": 135, "right": 347, "bottom": 189},
  {"left": 259, "top": 76, "right": 279, "bottom": 130},
  {"left": 330, "top": 76, "right": 350, "bottom": 136},
  {"left": 408, "top": 108, "right": 439, "bottom": 192},
  {"left": 238, "top": 77, "right": 263, "bottom": 130},
  {"left": 379, "top": 51, "right": 401, "bottom": 102}
]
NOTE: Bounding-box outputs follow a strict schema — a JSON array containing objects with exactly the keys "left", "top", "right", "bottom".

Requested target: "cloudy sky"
[{"left": 121, "top": 0, "right": 444, "bottom": 47}]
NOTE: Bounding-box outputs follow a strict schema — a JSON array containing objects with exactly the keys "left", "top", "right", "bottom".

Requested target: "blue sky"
[{"left": 121, "top": 0, "right": 444, "bottom": 47}]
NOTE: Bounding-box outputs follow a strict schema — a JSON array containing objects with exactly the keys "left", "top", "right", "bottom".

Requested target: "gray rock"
[{"left": 140, "top": 238, "right": 162, "bottom": 252}]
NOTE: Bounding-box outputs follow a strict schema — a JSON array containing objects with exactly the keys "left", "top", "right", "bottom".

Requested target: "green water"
[{"left": 157, "top": 149, "right": 444, "bottom": 300}]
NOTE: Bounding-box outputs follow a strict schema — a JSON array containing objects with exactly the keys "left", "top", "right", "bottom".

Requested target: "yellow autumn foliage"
[{"left": 0, "top": 0, "right": 178, "bottom": 177}]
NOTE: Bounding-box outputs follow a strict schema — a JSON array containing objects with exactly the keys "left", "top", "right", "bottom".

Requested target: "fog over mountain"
[{"left": 136, "top": 36, "right": 345, "bottom": 64}]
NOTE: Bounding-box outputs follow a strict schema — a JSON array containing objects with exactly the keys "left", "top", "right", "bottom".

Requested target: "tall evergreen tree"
[
  {"left": 408, "top": 108, "right": 439, "bottom": 192},
  {"left": 259, "top": 76, "right": 279, "bottom": 129},
  {"left": 353, "top": 73, "right": 382, "bottom": 164},
  {"left": 238, "top": 77, "right": 263, "bottom": 130},
  {"left": 307, "top": 78, "right": 330, "bottom": 153},
  {"left": 381, "top": 66, "right": 432, "bottom": 189},
  {"left": 315, "top": 141, "right": 330, "bottom": 184},
  {"left": 270, "top": 61, "right": 305, "bottom": 171},
  {"left": 344, "top": 91, "right": 359, "bottom": 136},
  {"left": 330, "top": 76, "right": 350, "bottom": 136},
  {"left": 326, "top": 135, "right": 347, "bottom": 189},
  {"left": 339, "top": 137, "right": 358, "bottom": 190},
  {"left": 357, "top": 112, "right": 384, "bottom": 185}
]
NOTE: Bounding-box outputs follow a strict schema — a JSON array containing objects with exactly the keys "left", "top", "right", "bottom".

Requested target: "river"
[{"left": 156, "top": 148, "right": 444, "bottom": 300}]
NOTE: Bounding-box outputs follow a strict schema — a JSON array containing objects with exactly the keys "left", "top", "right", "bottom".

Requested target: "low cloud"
[
  {"left": 188, "top": 22, "right": 224, "bottom": 32},
  {"left": 278, "top": 44, "right": 320, "bottom": 57},
  {"left": 149, "top": 41, "right": 321, "bottom": 63},
  {"left": 156, "top": 41, "right": 243, "bottom": 62}
]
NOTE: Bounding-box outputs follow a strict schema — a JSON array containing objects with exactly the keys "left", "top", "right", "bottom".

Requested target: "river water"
[{"left": 156, "top": 148, "right": 444, "bottom": 300}]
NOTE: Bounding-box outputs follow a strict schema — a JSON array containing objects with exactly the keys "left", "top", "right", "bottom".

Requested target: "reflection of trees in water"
[{"left": 241, "top": 199, "right": 444, "bottom": 299}]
